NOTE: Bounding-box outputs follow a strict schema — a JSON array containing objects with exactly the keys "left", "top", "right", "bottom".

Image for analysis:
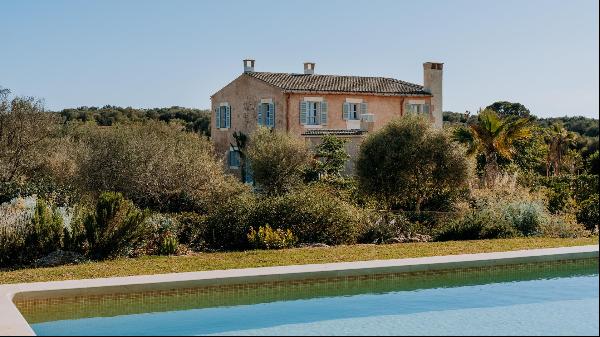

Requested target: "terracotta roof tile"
[{"left": 247, "top": 72, "right": 430, "bottom": 96}]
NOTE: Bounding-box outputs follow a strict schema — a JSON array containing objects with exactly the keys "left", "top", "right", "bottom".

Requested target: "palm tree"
[
  {"left": 453, "top": 109, "right": 532, "bottom": 185},
  {"left": 544, "top": 123, "right": 577, "bottom": 176}
]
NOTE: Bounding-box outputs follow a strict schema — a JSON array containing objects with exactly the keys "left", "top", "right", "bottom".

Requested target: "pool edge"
[{"left": 1, "top": 244, "right": 598, "bottom": 336}]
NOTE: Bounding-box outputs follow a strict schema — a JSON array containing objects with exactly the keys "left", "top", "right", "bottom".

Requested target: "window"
[
  {"left": 300, "top": 100, "right": 327, "bottom": 125},
  {"left": 220, "top": 106, "right": 228, "bottom": 128},
  {"left": 215, "top": 103, "right": 231, "bottom": 129},
  {"left": 344, "top": 101, "right": 367, "bottom": 120},
  {"left": 308, "top": 101, "right": 319, "bottom": 125},
  {"left": 406, "top": 103, "right": 430, "bottom": 115},
  {"left": 228, "top": 148, "right": 240, "bottom": 168},
  {"left": 257, "top": 102, "right": 275, "bottom": 127}
]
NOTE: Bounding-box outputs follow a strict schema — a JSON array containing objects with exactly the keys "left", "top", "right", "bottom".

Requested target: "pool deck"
[{"left": 1, "top": 244, "right": 598, "bottom": 336}]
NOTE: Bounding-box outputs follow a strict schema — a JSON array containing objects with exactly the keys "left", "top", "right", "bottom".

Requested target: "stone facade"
[{"left": 210, "top": 61, "right": 442, "bottom": 175}]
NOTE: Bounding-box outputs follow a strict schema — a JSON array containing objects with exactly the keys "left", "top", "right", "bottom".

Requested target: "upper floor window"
[
  {"left": 215, "top": 103, "right": 231, "bottom": 129},
  {"left": 257, "top": 101, "right": 275, "bottom": 128},
  {"left": 300, "top": 99, "right": 328, "bottom": 126},
  {"left": 343, "top": 101, "right": 368, "bottom": 120}
]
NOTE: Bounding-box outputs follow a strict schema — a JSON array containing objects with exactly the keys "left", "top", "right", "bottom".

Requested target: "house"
[{"left": 210, "top": 60, "right": 443, "bottom": 176}]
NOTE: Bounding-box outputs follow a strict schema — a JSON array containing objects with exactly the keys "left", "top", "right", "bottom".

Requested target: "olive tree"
[
  {"left": 247, "top": 127, "right": 311, "bottom": 195},
  {"left": 356, "top": 115, "right": 470, "bottom": 212}
]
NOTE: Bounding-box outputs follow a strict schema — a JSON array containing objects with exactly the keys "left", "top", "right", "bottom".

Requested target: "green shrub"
[
  {"left": 356, "top": 115, "right": 469, "bottom": 211},
  {"left": 249, "top": 186, "right": 364, "bottom": 245},
  {"left": 24, "top": 198, "right": 64, "bottom": 261},
  {"left": 247, "top": 127, "right": 312, "bottom": 195},
  {"left": 0, "top": 226, "right": 26, "bottom": 267},
  {"left": 545, "top": 182, "right": 574, "bottom": 214},
  {"left": 83, "top": 192, "right": 149, "bottom": 260},
  {"left": 175, "top": 212, "right": 207, "bottom": 247},
  {"left": 502, "top": 201, "right": 547, "bottom": 236},
  {"left": 577, "top": 194, "right": 599, "bottom": 231},
  {"left": 202, "top": 192, "right": 256, "bottom": 250},
  {"left": 157, "top": 233, "right": 179, "bottom": 255},
  {"left": 358, "top": 212, "right": 414, "bottom": 244},
  {"left": 247, "top": 225, "right": 297, "bottom": 250},
  {"left": 537, "top": 214, "right": 590, "bottom": 238}
]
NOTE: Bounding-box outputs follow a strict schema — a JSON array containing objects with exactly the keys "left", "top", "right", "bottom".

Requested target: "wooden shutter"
[
  {"left": 215, "top": 107, "right": 221, "bottom": 129},
  {"left": 226, "top": 105, "right": 231, "bottom": 128},
  {"left": 360, "top": 102, "right": 368, "bottom": 117},
  {"left": 257, "top": 103, "right": 263, "bottom": 126},
  {"left": 300, "top": 101, "right": 308, "bottom": 125},
  {"left": 343, "top": 102, "right": 350, "bottom": 120},
  {"left": 320, "top": 101, "right": 328, "bottom": 125},
  {"left": 269, "top": 103, "right": 275, "bottom": 127}
]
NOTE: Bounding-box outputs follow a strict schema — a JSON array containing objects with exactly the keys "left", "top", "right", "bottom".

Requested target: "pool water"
[{"left": 18, "top": 259, "right": 599, "bottom": 336}]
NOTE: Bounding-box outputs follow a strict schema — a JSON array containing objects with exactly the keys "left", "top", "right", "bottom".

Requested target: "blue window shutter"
[
  {"left": 226, "top": 105, "right": 231, "bottom": 128},
  {"left": 343, "top": 102, "right": 350, "bottom": 120},
  {"left": 269, "top": 103, "right": 275, "bottom": 127},
  {"left": 320, "top": 101, "right": 328, "bottom": 125},
  {"left": 424, "top": 104, "right": 430, "bottom": 114},
  {"left": 300, "top": 101, "right": 307, "bottom": 125},
  {"left": 257, "top": 103, "right": 263, "bottom": 126},
  {"left": 215, "top": 107, "right": 221, "bottom": 129},
  {"left": 360, "top": 102, "right": 368, "bottom": 117}
]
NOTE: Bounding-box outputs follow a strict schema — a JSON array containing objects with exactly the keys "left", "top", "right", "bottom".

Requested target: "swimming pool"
[{"left": 15, "top": 258, "right": 599, "bottom": 336}]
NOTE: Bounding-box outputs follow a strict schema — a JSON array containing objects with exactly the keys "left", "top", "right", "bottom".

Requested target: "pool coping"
[{"left": 1, "top": 244, "right": 598, "bottom": 336}]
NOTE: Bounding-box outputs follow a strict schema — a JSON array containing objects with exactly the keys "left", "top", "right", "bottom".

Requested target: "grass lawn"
[{"left": 1, "top": 237, "right": 597, "bottom": 284}]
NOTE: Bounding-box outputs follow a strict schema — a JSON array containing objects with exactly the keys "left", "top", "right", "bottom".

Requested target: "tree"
[
  {"left": 486, "top": 101, "right": 531, "bottom": 118},
  {"left": 356, "top": 115, "right": 470, "bottom": 212},
  {"left": 230, "top": 131, "right": 248, "bottom": 183},
  {"left": 545, "top": 123, "right": 578, "bottom": 176},
  {"left": 0, "top": 88, "right": 60, "bottom": 183},
  {"left": 453, "top": 109, "right": 532, "bottom": 185},
  {"left": 247, "top": 127, "right": 311, "bottom": 195},
  {"left": 313, "top": 135, "right": 350, "bottom": 177}
]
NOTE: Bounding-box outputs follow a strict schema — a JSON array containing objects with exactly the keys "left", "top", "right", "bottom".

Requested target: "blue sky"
[{"left": 1, "top": 0, "right": 598, "bottom": 118}]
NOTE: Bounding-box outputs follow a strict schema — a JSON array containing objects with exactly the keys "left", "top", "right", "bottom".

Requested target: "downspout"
[{"left": 286, "top": 93, "right": 290, "bottom": 132}]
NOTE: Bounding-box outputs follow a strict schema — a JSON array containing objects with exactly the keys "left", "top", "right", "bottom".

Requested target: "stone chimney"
[
  {"left": 423, "top": 62, "right": 443, "bottom": 129},
  {"left": 243, "top": 59, "right": 255, "bottom": 73},
  {"left": 304, "top": 62, "right": 315, "bottom": 75}
]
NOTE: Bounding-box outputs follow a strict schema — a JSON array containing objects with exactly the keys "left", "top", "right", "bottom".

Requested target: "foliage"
[
  {"left": 74, "top": 121, "right": 244, "bottom": 213},
  {"left": 247, "top": 127, "right": 312, "bottom": 195},
  {"left": 59, "top": 105, "right": 211, "bottom": 136},
  {"left": 0, "top": 89, "right": 61, "bottom": 184},
  {"left": 358, "top": 212, "right": 416, "bottom": 244},
  {"left": 357, "top": 115, "right": 469, "bottom": 211},
  {"left": 0, "top": 197, "right": 64, "bottom": 267},
  {"left": 313, "top": 135, "right": 350, "bottom": 177},
  {"left": 247, "top": 225, "right": 297, "bottom": 250},
  {"left": 485, "top": 101, "right": 531, "bottom": 118},
  {"left": 537, "top": 214, "right": 589, "bottom": 238},
  {"left": 577, "top": 194, "right": 599, "bottom": 231},
  {"left": 201, "top": 192, "right": 256, "bottom": 250},
  {"left": 158, "top": 233, "right": 179, "bottom": 256},
  {"left": 544, "top": 123, "right": 579, "bottom": 176},
  {"left": 249, "top": 185, "right": 364, "bottom": 246},
  {"left": 453, "top": 109, "right": 532, "bottom": 184},
  {"left": 83, "top": 192, "right": 149, "bottom": 260}
]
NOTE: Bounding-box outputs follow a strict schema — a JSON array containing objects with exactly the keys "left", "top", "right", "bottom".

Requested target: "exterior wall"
[
  {"left": 287, "top": 93, "right": 433, "bottom": 136},
  {"left": 210, "top": 74, "right": 285, "bottom": 166}
]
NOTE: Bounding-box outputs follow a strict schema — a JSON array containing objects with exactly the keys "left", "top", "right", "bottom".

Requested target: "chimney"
[
  {"left": 423, "top": 62, "right": 443, "bottom": 129},
  {"left": 304, "top": 62, "right": 315, "bottom": 75},
  {"left": 243, "top": 59, "right": 255, "bottom": 73}
]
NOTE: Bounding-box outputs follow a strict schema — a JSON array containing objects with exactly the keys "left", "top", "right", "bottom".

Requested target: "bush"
[
  {"left": 247, "top": 225, "right": 297, "bottom": 250},
  {"left": 436, "top": 209, "right": 520, "bottom": 241},
  {"left": 502, "top": 201, "right": 547, "bottom": 236},
  {"left": 249, "top": 186, "right": 364, "bottom": 246},
  {"left": 202, "top": 192, "right": 256, "bottom": 250},
  {"left": 358, "top": 212, "right": 415, "bottom": 244},
  {"left": 0, "top": 197, "right": 64, "bottom": 267},
  {"left": 247, "top": 127, "right": 312, "bottom": 195},
  {"left": 83, "top": 192, "right": 149, "bottom": 260},
  {"left": 158, "top": 233, "right": 179, "bottom": 256},
  {"left": 537, "top": 214, "right": 590, "bottom": 238},
  {"left": 356, "top": 115, "right": 469, "bottom": 211},
  {"left": 577, "top": 194, "right": 599, "bottom": 231},
  {"left": 74, "top": 122, "right": 242, "bottom": 213}
]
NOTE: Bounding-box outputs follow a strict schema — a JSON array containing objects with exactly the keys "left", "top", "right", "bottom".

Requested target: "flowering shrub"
[{"left": 247, "top": 225, "right": 297, "bottom": 250}]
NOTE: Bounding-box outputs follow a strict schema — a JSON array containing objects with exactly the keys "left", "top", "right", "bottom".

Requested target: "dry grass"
[{"left": 1, "top": 237, "right": 597, "bottom": 284}]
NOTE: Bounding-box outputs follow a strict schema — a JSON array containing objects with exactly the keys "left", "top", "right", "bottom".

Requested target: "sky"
[{"left": 1, "top": 0, "right": 599, "bottom": 118}]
